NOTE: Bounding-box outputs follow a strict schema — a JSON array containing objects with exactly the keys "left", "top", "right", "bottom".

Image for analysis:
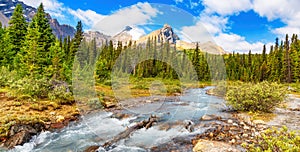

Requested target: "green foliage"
[
  {"left": 244, "top": 126, "right": 300, "bottom": 152},
  {"left": 225, "top": 81, "right": 287, "bottom": 112},
  {"left": 87, "top": 98, "right": 103, "bottom": 109},
  {"left": 0, "top": 66, "right": 19, "bottom": 87},
  {"left": 9, "top": 77, "right": 51, "bottom": 99},
  {"left": 48, "top": 85, "right": 74, "bottom": 104},
  {"left": 6, "top": 4, "right": 27, "bottom": 67}
]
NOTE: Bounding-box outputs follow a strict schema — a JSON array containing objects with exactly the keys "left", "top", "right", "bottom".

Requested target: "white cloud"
[
  {"left": 174, "top": 0, "right": 184, "bottom": 4},
  {"left": 180, "top": 22, "right": 214, "bottom": 43},
  {"left": 68, "top": 9, "right": 106, "bottom": 27},
  {"left": 202, "top": 0, "right": 252, "bottom": 16},
  {"left": 252, "top": 0, "right": 300, "bottom": 38},
  {"left": 214, "top": 33, "right": 271, "bottom": 53},
  {"left": 21, "top": 0, "right": 65, "bottom": 19},
  {"left": 92, "top": 2, "right": 160, "bottom": 36}
]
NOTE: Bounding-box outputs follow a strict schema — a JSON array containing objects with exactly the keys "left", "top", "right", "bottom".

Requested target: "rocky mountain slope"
[
  {"left": 0, "top": 0, "right": 75, "bottom": 38},
  {"left": 0, "top": 12, "right": 9, "bottom": 27},
  {"left": 85, "top": 24, "right": 226, "bottom": 54}
]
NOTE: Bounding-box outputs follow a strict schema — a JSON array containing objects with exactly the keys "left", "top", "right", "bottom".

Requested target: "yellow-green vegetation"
[
  {"left": 96, "top": 77, "right": 211, "bottom": 99},
  {"left": 0, "top": 93, "right": 79, "bottom": 139},
  {"left": 243, "top": 126, "right": 300, "bottom": 152},
  {"left": 225, "top": 81, "right": 287, "bottom": 113}
]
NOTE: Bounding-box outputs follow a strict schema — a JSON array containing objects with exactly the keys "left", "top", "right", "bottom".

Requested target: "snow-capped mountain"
[
  {"left": 84, "top": 24, "right": 226, "bottom": 54},
  {"left": 0, "top": 0, "right": 75, "bottom": 39}
]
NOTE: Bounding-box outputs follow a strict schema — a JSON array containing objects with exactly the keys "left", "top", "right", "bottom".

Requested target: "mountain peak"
[
  {"left": 163, "top": 24, "right": 171, "bottom": 29},
  {"left": 124, "top": 26, "right": 133, "bottom": 31}
]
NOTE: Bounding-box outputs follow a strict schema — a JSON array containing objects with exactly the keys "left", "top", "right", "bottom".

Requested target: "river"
[{"left": 9, "top": 87, "right": 229, "bottom": 152}]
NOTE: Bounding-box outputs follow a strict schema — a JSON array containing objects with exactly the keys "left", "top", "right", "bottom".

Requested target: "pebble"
[
  {"left": 209, "top": 132, "right": 214, "bottom": 138},
  {"left": 242, "top": 133, "right": 249, "bottom": 138},
  {"left": 232, "top": 123, "right": 238, "bottom": 127},
  {"left": 239, "top": 121, "right": 245, "bottom": 126},
  {"left": 243, "top": 126, "right": 250, "bottom": 130},
  {"left": 227, "top": 119, "right": 233, "bottom": 124},
  {"left": 229, "top": 139, "right": 236, "bottom": 144}
]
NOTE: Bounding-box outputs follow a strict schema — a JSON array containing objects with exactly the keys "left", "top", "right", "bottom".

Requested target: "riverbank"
[
  {"left": 0, "top": 79, "right": 211, "bottom": 150},
  {"left": 194, "top": 87, "right": 300, "bottom": 151}
]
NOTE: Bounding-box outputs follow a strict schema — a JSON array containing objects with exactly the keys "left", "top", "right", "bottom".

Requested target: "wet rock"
[
  {"left": 84, "top": 145, "right": 100, "bottom": 152},
  {"left": 112, "top": 113, "right": 131, "bottom": 120},
  {"left": 50, "top": 122, "right": 65, "bottom": 129},
  {"left": 193, "top": 139, "right": 240, "bottom": 152},
  {"left": 200, "top": 114, "right": 221, "bottom": 121},
  {"left": 4, "top": 131, "right": 31, "bottom": 149},
  {"left": 184, "top": 120, "right": 195, "bottom": 132},
  {"left": 4, "top": 124, "right": 43, "bottom": 149},
  {"left": 103, "top": 102, "right": 117, "bottom": 108}
]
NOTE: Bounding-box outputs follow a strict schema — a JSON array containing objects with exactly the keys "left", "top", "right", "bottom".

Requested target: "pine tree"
[
  {"left": 69, "top": 21, "right": 84, "bottom": 64},
  {"left": 6, "top": 4, "right": 27, "bottom": 68},
  {"left": 18, "top": 3, "right": 55, "bottom": 77}
]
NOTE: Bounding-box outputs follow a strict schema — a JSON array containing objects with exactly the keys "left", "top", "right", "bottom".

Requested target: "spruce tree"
[
  {"left": 19, "top": 3, "right": 55, "bottom": 77},
  {"left": 6, "top": 4, "right": 27, "bottom": 68}
]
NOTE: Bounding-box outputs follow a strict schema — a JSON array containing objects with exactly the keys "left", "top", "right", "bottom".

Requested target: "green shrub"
[
  {"left": 10, "top": 77, "right": 51, "bottom": 99},
  {"left": 225, "top": 81, "right": 287, "bottom": 112},
  {"left": 244, "top": 126, "right": 300, "bottom": 152},
  {"left": 48, "top": 85, "right": 74, "bottom": 104},
  {"left": 87, "top": 98, "right": 103, "bottom": 109},
  {"left": 0, "top": 66, "right": 19, "bottom": 87}
]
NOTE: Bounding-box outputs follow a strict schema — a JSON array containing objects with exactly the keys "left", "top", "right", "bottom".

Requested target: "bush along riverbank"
[{"left": 199, "top": 81, "right": 300, "bottom": 152}]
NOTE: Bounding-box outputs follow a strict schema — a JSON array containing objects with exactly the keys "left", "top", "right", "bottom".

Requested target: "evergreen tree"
[
  {"left": 6, "top": 4, "right": 27, "bottom": 68},
  {"left": 18, "top": 3, "right": 55, "bottom": 77}
]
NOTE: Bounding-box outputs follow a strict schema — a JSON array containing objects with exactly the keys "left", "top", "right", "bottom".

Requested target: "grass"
[{"left": 0, "top": 92, "right": 79, "bottom": 140}]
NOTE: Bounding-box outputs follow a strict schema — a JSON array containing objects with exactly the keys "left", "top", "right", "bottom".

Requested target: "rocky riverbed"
[{"left": 2, "top": 88, "right": 300, "bottom": 152}]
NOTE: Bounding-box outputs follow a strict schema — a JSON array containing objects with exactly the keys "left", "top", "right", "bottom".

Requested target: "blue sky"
[{"left": 20, "top": 0, "right": 300, "bottom": 53}]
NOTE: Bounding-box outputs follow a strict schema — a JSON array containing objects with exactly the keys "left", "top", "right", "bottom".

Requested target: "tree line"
[
  {"left": 225, "top": 34, "right": 300, "bottom": 83},
  {"left": 1, "top": 3, "right": 300, "bottom": 91}
]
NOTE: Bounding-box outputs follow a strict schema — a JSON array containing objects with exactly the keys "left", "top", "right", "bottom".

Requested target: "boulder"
[{"left": 4, "top": 124, "right": 43, "bottom": 149}]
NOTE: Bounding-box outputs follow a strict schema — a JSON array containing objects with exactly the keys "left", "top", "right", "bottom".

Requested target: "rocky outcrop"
[
  {"left": 138, "top": 24, "right": 180, "bottom": 44},
  {"left": 4, "top": 123, "right": 44, "bottom": 149},
  {"left": 48, "top": 17, "right": 75, "bottom": 39},
  {"left": 84, "top": 31, "right": 111, "bottom": 47},
  {"left": 193, "top": 115, "right": 269, "bottom": 151}
]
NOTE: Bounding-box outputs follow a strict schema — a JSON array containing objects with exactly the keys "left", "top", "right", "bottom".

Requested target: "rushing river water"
[{"left": 9, "top": 87, "right": 228, "bottom": 152}]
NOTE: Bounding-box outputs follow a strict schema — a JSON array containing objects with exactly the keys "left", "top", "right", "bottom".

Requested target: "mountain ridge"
[
  {"left": 0, "top": 0, "right": 75, "bottom": 39},
  {"left": 85, "top": 24, "right": 227, "bottom": 55}
]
